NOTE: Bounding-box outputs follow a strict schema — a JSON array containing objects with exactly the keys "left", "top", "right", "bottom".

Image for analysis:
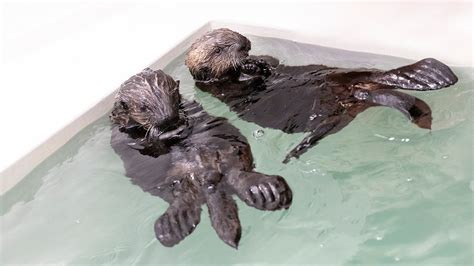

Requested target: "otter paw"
[
  {"left": 240, "top": 175, "right": 292, "bottom": 211},
  {"left": 241, "top": 63, "right": 260, "bottom": 75},
  {"left": 154, "top": 205, "right": 201, "bottom": 247}
]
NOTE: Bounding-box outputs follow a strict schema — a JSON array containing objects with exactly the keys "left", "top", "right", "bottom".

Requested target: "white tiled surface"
[{"left": 0, "top": 2, "right": 472, "bottom": 194}]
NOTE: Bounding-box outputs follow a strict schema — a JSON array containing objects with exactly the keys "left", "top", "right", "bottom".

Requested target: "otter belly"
[
  {"left": 236, "top": 78, "right": 342, "bottom": 133},
  {"left": 111, "top": 126, "right": 178, "bottom": 201}
]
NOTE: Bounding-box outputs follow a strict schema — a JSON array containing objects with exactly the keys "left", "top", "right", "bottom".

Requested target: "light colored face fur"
[
  {"left": 110, "top": 68, "right": 181, "bottom": 136},
  {"left": 185, "top": 28, "right": 251, "bottom": 80}
]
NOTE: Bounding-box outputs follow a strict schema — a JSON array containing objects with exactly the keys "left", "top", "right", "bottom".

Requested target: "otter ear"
[{"left": 175, "top": 80, "right": 180, "bottom": 88}]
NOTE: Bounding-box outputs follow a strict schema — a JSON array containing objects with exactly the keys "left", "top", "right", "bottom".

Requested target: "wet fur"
[
  {"left": 110, "top": 68, "right": 292, "bottom": 248},
  {"left": 187, "top": 29, "right": 458, "bottom": 163}
]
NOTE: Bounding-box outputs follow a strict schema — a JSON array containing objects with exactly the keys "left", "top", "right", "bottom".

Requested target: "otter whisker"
[{"left": 144, "top": 124, "right": 153, "bottom": 140}]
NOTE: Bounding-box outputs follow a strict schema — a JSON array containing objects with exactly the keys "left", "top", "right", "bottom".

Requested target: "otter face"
[
  {"left": 110, "top": 68, "right": 181, "bottom": 137},
  {"left": 185, "top": 28, "right": 251, "bottom": 80}
]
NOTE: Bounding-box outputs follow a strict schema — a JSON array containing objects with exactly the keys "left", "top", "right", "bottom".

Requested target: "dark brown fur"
[
  {"left": 110, "top": 68, "right": 292, "bottom": 248},
  {"left": 185, "top": 28, "right": 251, "bottom": 81},
  {"left": 186, "top": 29, "right": 458, "bottom": 163}
]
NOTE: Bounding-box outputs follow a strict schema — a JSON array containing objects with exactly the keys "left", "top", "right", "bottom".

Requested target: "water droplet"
[
  {"left": 388, "top": 137, "right": 395, "bottom": 141},
  {"left": 406, "top": 178, "right": 413, "bottom": 182},
  {"left": 319, "top": 243, "right": 324, "bottom": 247},
  {"left": 404, "top": 138, "right": 410, "bottom": 142},
  {"left": 375, "top": 235, "right": 383, "bottom": 241},
  {"left": 253, "top": 129, "right": 265, "bottom": 139},
  {"left": 394, "top": 257, "right": 400, "bottom": 262},
  {"left": 309, "top": 114, "right": 318, "bottom": 120},
  {"left": 75, "top": 219, "right": 81, "bottom": 224},
  {"left": 442, "top": 155, "right": 449, "bottom": 159}
]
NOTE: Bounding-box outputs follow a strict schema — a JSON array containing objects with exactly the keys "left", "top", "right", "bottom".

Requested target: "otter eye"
[
  {"left": 120, "top": 101, "right": 128, "bottom": 110},
  {"left": 140, "top": 105, "right": 147, "bottom": 112},
  {"left": 214, "top": 47, "right": 221, "bottom": 54}
]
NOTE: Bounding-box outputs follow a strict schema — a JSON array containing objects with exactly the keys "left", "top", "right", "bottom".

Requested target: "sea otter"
[
  {"left": 110, "top": 68, "right": 292, "bottom": 248},
  {"left": 185, "top": 28, "right": 459, "bottom": 163}
]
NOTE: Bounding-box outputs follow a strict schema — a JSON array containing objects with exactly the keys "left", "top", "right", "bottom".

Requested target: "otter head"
[
  {"left": 110, "top": 68, "right": 182, "bottom": 140},
  {"left": 185, "top": 28, "right": 251, "bottom": 81}
]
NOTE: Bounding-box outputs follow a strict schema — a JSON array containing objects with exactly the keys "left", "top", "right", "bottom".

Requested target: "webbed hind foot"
[
  {"left": 206, "top": 191, "right": 241, "bottom": 248},
  {"left": 372, "top": 58, "right": 458, "bottom": 91},
  {"left": 354, "top": 88, "right": 432, "bottom": 129},
  {"left": 231, "top": 172, "right": 292, "bottom": 211},
  {"left": 154, "top": 201, "right": 202, "bottom": 247}
]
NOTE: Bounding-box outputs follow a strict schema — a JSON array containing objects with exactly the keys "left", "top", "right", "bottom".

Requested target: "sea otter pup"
[
  {"left": 110, "top": 68, "right": 292, "bottom": 248},
  {"left": 185, "top": 28, "right": 459, "bottom": 163}
]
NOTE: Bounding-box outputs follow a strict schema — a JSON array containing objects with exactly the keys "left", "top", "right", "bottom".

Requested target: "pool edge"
[{"left": 0, "top": 22, "right": 213, "bottom": 195}]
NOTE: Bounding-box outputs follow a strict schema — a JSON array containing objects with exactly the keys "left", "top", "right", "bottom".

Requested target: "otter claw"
[{"left": 241, "top": 63, "right": 259, "bottom": 75}]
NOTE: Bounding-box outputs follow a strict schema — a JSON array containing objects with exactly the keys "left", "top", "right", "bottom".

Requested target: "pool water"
[{"left": 1, "top": 35, "right": 472, "bottom": 265}]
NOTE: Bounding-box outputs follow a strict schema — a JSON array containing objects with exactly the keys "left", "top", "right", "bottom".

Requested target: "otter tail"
[{"left": 372, "top": 58, "right": 458, "bottom": 91}]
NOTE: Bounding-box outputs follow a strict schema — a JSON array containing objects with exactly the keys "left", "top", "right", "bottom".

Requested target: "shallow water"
[{"left": 1, "top": 36, "right": 473, "bottom": 265}]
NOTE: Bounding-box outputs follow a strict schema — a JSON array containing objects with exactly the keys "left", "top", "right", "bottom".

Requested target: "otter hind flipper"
[
  {"left": 230, "top": 171, "right": 292, "bottom": 211},
  {"left": 354, "top": 89, "right": 432, "bottom": 129},
  {"left": 206, "top": 191, "right": 241, "bottom": 249},
  {"left": 154, "top": 201, "right": 202, "bottom": 247},
  {"left": 372, "top": 58, "right": 458, "bottom": 91},
  {"left": 283, "top": 115, "right": 350, "bottom": 163}
]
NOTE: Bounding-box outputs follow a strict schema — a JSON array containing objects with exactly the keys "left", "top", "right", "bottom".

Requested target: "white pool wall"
[{"left": 1, "top": 2, "right": 472, "bottom": 195}]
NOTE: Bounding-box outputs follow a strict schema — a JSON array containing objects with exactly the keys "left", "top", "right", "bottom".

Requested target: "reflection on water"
[{"left": 1, "top": 36, "right": 472, "bottom": 265}]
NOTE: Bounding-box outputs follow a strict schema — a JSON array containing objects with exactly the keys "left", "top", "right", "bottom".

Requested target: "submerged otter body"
[
  {"left": 186, "top": 29, "right": 459, "bottom": 163},
  {"left": 110, "top": 68, "right": 292, "bottom": 248}
]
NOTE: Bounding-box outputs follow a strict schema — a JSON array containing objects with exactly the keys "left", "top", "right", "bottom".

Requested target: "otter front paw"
[
  {"left": 241, "top": 63, "right": 260, "bottom": 75},
  {"left": 241, "top": 58, "right": 272, "bottom": 77}
]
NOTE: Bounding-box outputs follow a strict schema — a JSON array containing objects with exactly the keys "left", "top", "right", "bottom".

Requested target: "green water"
[{"left": 1, "top": 36, "right": 473, "bottom": 265}]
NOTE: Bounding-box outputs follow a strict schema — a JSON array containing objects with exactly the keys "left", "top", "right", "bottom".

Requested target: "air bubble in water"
[
  {"left": 253, "top": 129, "right": 265, "bottom": 139},
  {"left": 388, "top": 137, "right": 395, "bottom": 141},
  {"left": 442, "top": 155, "right": 449, "bottom": 159},
  {"left": 375, "top": 235, "right": 383, "bottom": 241},
  {"left": 406, "top": 178, "right": 413, "bottom": 182}
]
